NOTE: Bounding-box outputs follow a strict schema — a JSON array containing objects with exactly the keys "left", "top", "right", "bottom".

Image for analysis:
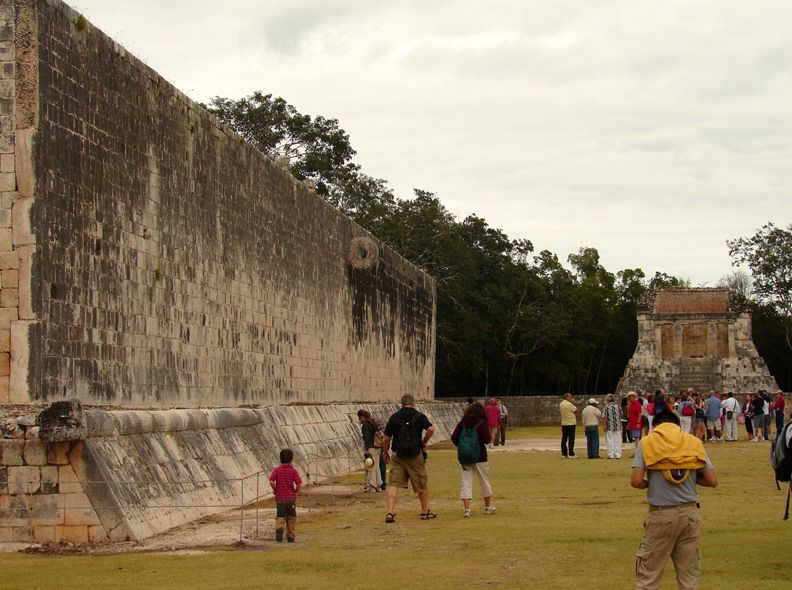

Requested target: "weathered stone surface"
[
  {"left": 7, "top": 464, "right": 38, "bottom": 494},
  {"left": 46, "top": 441, "right": 70, "bottom": 465},
  {"left": 33, "top": 525, "right": 56, "bottom": 543},
  {"left": 0, "top": 438, "right": 22, "bottom": 464},
  {"left": 56, "top": 525, "right": 88, "bottom": 544},
  {"left": 7, "top": 0, "right": 435, "bottom": 408},
  {"left": 37, "top": 400, "right": 86, "bottom": 443},
  {"left": 617, "top": 289, "right": 779, "bottom": 394},
  {"left": 22, "top": 438, "right": 45, "bottom": 465},
  {"left": 57, "top": 464, "right": 81, "bottom": 494},
  {"left": 29, "top": 494, "right": 59, "bottom": 525}
]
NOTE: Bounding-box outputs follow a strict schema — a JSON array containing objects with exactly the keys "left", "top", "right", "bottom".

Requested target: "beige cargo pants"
[{"left": 635, "top": 502, "right": 701, "bottom": 589}]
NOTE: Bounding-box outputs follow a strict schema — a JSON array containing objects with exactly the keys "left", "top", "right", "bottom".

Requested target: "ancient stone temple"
[{"left": 617, "top": 288, "right": 778, "bottom": 394}]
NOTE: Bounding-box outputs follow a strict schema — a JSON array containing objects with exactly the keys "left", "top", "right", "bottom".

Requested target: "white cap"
[{"left": 588, "top": 398, "right": 598, "bottom": 405}]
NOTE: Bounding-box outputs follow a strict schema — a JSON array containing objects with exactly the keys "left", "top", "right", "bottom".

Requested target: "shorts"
[
  {"left": 629, "top": 429, "right": 642, "bottom": 440},
  {"left": 276, "top": 500, "right": 297, "bottom": 518},
  {"left": 389, "top": 453, "right": 428, "bottom": 493},
  {"left": 706, "top": 419, "right": 720, "bottom": 431}
]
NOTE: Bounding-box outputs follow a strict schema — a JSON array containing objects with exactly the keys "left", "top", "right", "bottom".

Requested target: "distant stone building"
[{"left": 617, "top": 288, "right": 778, "bottom": 394}]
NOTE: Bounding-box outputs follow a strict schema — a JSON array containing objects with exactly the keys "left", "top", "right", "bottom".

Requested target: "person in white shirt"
[{"left": 720, "top": 392, "right": 740, "bottom": 441}]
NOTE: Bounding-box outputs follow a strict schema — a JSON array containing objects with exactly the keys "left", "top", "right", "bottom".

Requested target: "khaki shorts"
[{"left": 389, "top": 453, "right": 428, "bottom": 493}]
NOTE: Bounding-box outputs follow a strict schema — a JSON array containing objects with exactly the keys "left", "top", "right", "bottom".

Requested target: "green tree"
[{"left": 728, "top": 223, "right": 792, "bottom": 352}]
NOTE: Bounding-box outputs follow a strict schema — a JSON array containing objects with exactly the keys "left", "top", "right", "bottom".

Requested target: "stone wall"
[
  {"left": 445, "top": 395, "right": 597, "bottom": 426},
  {"left": 1, "top": 0, "right": 436, "bottom": 407},
  {"left": 1, "top": 401, "right": 463, "bottom": 544}
]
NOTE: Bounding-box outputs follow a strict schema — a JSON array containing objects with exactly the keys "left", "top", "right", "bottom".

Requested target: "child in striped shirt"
[{"left": 269, "top": 448, "right": 302, "bottom": 543}]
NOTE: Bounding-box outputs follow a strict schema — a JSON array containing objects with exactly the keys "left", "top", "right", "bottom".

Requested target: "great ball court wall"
[
  {"left": 0, "top": 0, "right": 464, "bottom": 545},
  {"left": 617, "top": 288, "right": 778, "bottom": 395}
]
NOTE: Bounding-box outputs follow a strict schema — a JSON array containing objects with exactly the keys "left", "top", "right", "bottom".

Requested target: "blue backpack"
[{"left": 457, "top": 420, "right": 484, "bottom": 465}]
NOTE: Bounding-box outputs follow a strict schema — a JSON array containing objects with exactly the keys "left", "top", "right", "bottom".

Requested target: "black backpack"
[
  {"left": 770, "top": 421, "right": 792, "bottom": 520},
  {"left": 393, "top": 416, "right": 423, "bottom": 458}
]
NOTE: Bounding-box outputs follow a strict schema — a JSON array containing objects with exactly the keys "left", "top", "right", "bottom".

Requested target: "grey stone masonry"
[
  {"left": 616, "top": 288, "right": 778, "bottom": 394},
  {"left": 2, "top": 0, "right": 436, "bottom": 408},
  {"left": 1, "top": 401, "right": 463, "bottom": 544}
]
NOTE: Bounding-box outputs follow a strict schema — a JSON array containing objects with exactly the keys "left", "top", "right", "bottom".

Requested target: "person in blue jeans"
[{"left": 582, "top": 398, "right": 602, "bottom": 459}]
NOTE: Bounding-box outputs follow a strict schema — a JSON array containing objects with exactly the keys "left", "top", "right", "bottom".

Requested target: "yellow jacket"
[{"left": 642, "top": 422, "right": 707, "bottom": 471}]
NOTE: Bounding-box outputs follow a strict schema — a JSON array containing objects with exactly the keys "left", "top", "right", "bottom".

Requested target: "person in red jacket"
[
  {"left": 485, "top": 398, "right": 501, "bottom": 448},
  {"left": 773, "top": 390, "right": 786, "bottom": 433},
  {"left": 627, "top": 391, "right": 643, "bottom": 452}
]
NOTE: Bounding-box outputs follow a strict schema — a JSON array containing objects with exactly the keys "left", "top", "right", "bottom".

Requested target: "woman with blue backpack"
[{"left": 451, "top": 401, "right": 496, "bottom": 518}]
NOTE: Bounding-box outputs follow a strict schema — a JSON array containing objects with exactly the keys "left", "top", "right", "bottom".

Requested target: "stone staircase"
[{"left": 676, "top": 358, "right": 720, "bottom": 392}]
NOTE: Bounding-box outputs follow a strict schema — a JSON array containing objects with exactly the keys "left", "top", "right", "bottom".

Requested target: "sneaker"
[
  {"left": 463, "top": 508, "right": 472, "bottom": 518},
  {"left": 484, "top": 506, "right": 497, "bottom": 515},
  {"left": 275, "top": 528, "right": 284, "bottom": 542},
  {"left": 568, "top": 455, "right": 577, "bottom": 459}
]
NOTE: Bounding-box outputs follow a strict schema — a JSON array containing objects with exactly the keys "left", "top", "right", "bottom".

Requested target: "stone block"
[
  {"left": 0, "top": 376, "right": 8, "bottom": 402},
  {"left": 63, "top": 506, "right": 101, "bottom": 527},
  {"left": 1, "top": 268, "right": 16, "bottom": 287},
  {"left": 11, "top": 197, "right": 34, "bottom": 245},
  {"left": 22, "top": 439, "right": 46, "bottom": 465},
  {"left": 0, "top": 250, "right": 17, "bottom": 268},
  {"left": 0, "top": 526, "right": 11, "bottom": 542},
  {"left": 0, "top": 227, "right": 9, "bottom": 250},
  {"left": 63, "top": 492, "right": 92, "bottom": 509},
  {"left": 0, "top": 207, "right": 9, "bottom": 228},
  {"left": 0, "top": 494, "right": 30, "bottom": 525},
  {"left": 0, "top": 286, "right": 17, "bottom": 307},
  {"left": 0, "top": 351, "right": 8, "bottom": 376},
  {"left": 0, "top": 464, "right": 5, "bottom": 492},
  {"left": 11, "top": 526, "right": 33, "bottom": 543},
  {"left": 40, "top": 466, "right": 58, "bottom": 493},
  {"left": 14, "top": 129, "right": 34, "bottom": 198},
  {"left": 9, "top": 320, "right": 32, "bottom": 402},
  {"left": 30, "top": 494, "right": 61, "bottom": 526},
  {"left": 0, "top": 172, "right": 12, "bottom": 192},
  {"left": 0, "top": 329, "right": 9, "bottom": 352},
  {"left": 88, "top": 525, "right": 108, "bottom": 543},
  {"left": 56, "top": 525, "right": 89, "bottom": 544},
  {"left": 24, "top": 425, "right": 39, "bottom": 439},
  {"left": 1, "top": 439, "right": 23, "bottom": 465},
  {"left": 0, "top": 153, "right": 12, "bottom": 173},
  {"left": 34, "top": 525, "right": 57, "bottom": 544},
  {"left": 0, "top": 306, "right": 15, "bottom": 329},
  {"left": 58, "top": 464, "right": 82, "bottom": 494},
  {"left": 15, "top": 244, "right": 33, "bottom": 319},
  {"left": 7, "top": 465, "right": 39, "bottom": 494},
  {"left": 47, "top": 442, "right": 71, "bottom": 465}
]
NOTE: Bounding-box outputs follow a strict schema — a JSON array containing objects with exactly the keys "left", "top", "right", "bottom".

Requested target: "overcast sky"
[{"left": 72, "top": 1, "right": 791, "bottom": 286}]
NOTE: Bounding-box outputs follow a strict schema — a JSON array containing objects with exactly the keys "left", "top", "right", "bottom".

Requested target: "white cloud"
[{"left": 72, "top": 0, "right": 792, "bottom": 284}]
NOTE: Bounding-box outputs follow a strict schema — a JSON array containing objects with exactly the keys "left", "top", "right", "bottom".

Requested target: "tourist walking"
[
  {"left": 582, "top": 398, "right": 602, "bottom": 459},
  {"left": 498, "top": 398, "right": 509, "bottom": 446},
  {"left": 450, "top": 401, "right": 496, "bottom": 518},
  {"left": 692, "top": 393, "right": 707, "bottom": 441},
  {"left": 752, "top": 392, "right": 766, "bottom": 441},
  {"left": 721, "top": 392, "right": 740, "bottom": 441},
  {"left": 269, "top": 448, "right": 303, "bottom": 543},
  {"left": 485, "top": 398, "right": 501, "bottom": 447},
  {"left": 627, "top": 391, "right": 643, "bottom": 451},
  {"left": 559, "top": 392, "right": 578, "bottom": 459},
  {"left": 773, "top": 390, "right": 786, "bottom": 434},
  {"left": 679, "top": 392, "right": 695, "bottom": 435},
  {"left": 602, "top": 394, "right": 623, "bottom": 459},
  {"left": 705, "top": 390, "right": 723, "bottom": 442},
  {"left": 631, "top": 402, "right": 718, "bottom": 589},
  {"left": 381, "top": 394, "right": 436, "bottom": 523},
  {"left": 743, "top": 394, "right": 755, "bottom": 440},
  {"left": 357, "top": 409, "right": 383, "bottom": 492}
]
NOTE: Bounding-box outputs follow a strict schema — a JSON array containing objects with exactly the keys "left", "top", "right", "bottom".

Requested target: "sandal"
[
  {"left": 385, "top": 513, "right": 396, "bottom": 524},
  {"left": 420, "top": 510, "right": 437, "bottom": 520}
]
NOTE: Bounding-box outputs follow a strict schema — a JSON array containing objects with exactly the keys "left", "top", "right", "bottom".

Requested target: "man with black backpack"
[{"left": 381, "top": 394, "right": 435, "bottom": 524}]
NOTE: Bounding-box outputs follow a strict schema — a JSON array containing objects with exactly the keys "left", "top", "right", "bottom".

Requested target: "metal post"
[
  {"left": 255, "top": 472, "right": 260, "bottom": 539},
  {"left": 239, "top": 478, "right": 244, "bottom": 543}
]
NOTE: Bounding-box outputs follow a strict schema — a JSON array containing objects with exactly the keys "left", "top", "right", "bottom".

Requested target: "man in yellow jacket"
[{"left": 630, "top": 396, "right": 718, "bottom": 590}]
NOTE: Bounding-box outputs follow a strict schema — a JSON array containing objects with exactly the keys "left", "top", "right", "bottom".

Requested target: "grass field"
[{"left": 2, "top": 428, "right": 790, "bottom": 589}]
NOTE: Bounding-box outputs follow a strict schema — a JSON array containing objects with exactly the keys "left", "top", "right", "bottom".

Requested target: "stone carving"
[
  {"left": 37, "top": 399, "right": 87, "bottom": 443},
  {"left": 347, "top": 237, "right": 380, "bottom": 270},
  {"left": 617, "top": 288, "right": 778, "bottom": 394}
]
